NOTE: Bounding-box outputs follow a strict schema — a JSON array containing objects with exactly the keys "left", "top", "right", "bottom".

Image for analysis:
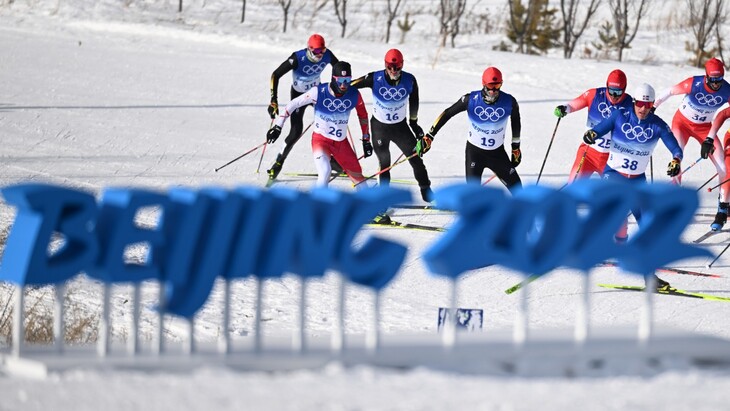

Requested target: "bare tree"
[
  {"left": 716, "top": 13, "right": 727, "bottom": 64},
  {"left": 398, "top": 11, "right": 416, "bottom": 44},
  {"left": 608, "top": 0, "right": 649, "bottom": 62},
  {"left": 278, "top": 0, "right": 292, "bottom": 33},
  {"left": 438, "top": 0, "right": 468, "bottom": 48},
  {"left": 334, "top": 0, "right": 348, "bottom": 38},
  {"left": 385, "top": 0, "right": 404, "bottom": 44},
  {"left": 241, "top": 0, "right": 246, "bottom": 24},
  {"left": 179, "top": 0, "right": 183, "bottom": 13},
  {"left": 507, "top": 0, "right": 538, "bottom": 54},
  {"left": 686, "top": 0, "right": 725, "bottom": 67},
  {"left": 559, "top": 0, "right": 602, "bottom": 58}
]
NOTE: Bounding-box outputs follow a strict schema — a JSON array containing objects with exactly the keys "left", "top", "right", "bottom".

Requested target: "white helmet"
[{"left": 633, "top": 83, "right": 655, "bottom": 102}]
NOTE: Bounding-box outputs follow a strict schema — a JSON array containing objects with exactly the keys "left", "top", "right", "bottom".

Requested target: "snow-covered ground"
[{"left": 2, "top": 1, "right": 730, "bottom": 410}]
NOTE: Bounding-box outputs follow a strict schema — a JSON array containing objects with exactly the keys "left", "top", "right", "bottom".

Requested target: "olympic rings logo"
[
  {"left": 302, "top": 63, "right": 327, "bottom": 76},
  {"left": 473, "top": 106, "right": 505, "bottom": 121},
  {"left": 694, "top": 92, "right": 724, "bottom": 106},
  {"left": 323, "top": 98, "right": 353, "bottom": 112},
  {"left": 597, "top": 102, "right": 613, "bottom": 118},
  {"left": 620, "top": 122, "right": 653, "bottom": 143},
  {"left": 378, "top": 87, "right": 407, "bottom": 101}
]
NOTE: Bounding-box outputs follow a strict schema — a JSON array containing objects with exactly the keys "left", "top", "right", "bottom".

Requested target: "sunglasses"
[
  {"left": 608, "top": 87, "right": 624, "bottom": 97},
  {"left": 309, "top": 47, "right": 325, "bottom": 56},
  {"left": 484, "top": 83, "right": 502, "bottom": 91},
  {"left": 708, "top": 76, "right": 724, "bottom": 84},
  {"left": 386, "top": 64, "right": 402, "bottom": 72},
  {"left": 334, "top": 76, "right": 352, "bottom": 86},
  {"left": 634, "top": 100, "right": 654, "bottom": 109}
]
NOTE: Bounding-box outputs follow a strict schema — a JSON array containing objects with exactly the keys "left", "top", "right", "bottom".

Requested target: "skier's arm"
[
  {"left": 409, "top": 77, "right": 421, "bottom": 121},
  {"left": 355, "top": 92, "right": 370, "bottom": 136},
  {"left": 591, "top": 108, "right": 623, "bottom": 137},
  {"left": 328, "top": 50, "right": 339, "bottom": 66},
  {"left": 351, "top": 72, "right": 375, "bottom": 90},
  {"left": 564, "top": 89, "right": 596, "bottom": 115},
  {"left": 659, "top": 122, "right": 684, "bottom": 161},
  {"left": 428, "top": 94, "right": 469, "bottom": 137},
  {"left": 708, "top": 107, "right": 730, "bottom": 139},
  {"left": 510, "top": 96, "right": 521, "bottom": 145},
  {"left": 654, "top": 78, "right": 693, "bottom": 108},
  {"left": 273, "top": 88, "right": 317, "bottom": 129},
  {"left": 270, "top": 52, "right": 297, "bottom": 102}
]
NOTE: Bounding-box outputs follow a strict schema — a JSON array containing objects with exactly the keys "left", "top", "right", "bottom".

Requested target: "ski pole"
[
  {"left": 672, "top": 157, "right": 703, "bottom": 183},
  {"left": 256, "top": 140, "right": 268, "bottom": 174},
  {"left": 698, "top": 172, "right": 719, "bottom": 191},
  {"left": 354, "top": 153, "right": 417, "bottom": 187},
  {"left": 328, "top": 154, "right": 365, "bottom": 183},
  {"left": 708, "top": 242, "right": 730, "bottom": 268},
  {"left": 536, "top": 117, "right": 561, "bottom": 184},
  {"left": 708, "top": 175, "right": 730, "bottom": 192},
  {"left": 215, "top": 141, "right": 267, "bottom": 172},
  {"left": 649, "top": 156, "right": 654, "bottom": 183},
  {"left": 482, "top": 174, "right": 497, "bottom": 186},
  {"left": 256, "top": 119, "right": 275, "bottom": 174},
  {"left": 558, "top": 148, "right": 588, "bottom": 191}
]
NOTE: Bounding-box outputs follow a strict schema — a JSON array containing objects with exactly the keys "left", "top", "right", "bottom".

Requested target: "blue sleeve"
[
  {"left": 658, "top": 120, "right": 683, "bottom": 160},
  {"left": 591, "top": 109, "right": 621, "bottom": 137}
]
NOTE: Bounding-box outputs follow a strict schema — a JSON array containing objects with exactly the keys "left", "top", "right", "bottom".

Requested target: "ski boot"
[
  {"left": 711, "top": 202, "right": 729, "bottom": 231},
  {"left": 267, "top": 154, "right": 284, "bottom": 179},
  {"left": 371, "top": 212, "right": 392, "bottom": 225},
  {"left": 647, "top": 274, "right": 672, "bottom": 292},
  {"left": 420, "top": 186, "right": 434, "bottom": 203}
]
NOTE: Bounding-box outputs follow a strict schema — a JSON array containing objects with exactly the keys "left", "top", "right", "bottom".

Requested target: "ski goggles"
[
  {"left": 309, "top": 47, "right": 326, "bottom": 56},
  {"left": 607, "top": 87, "right": 624, "bottom": 98},
  {"left": 707, "top": 76, "right": 724, "bottom": 84},
  {"left": 634, "top": 100, "right": 654, "bottom": 109},
  {"left": 334, "top": 76, "right": 352, "bottom": 86},
  {"left": 484, "top": 82, "right": 502, "bottom": 91},
  {"left": 386, "top": 64, "right": 403, "bottom": 72}
]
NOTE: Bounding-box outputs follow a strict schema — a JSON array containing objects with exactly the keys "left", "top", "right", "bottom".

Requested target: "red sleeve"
[
  {"left": 355, "top": 92, "right": 370, "bottom": 136},
  {"left": 566, "top": 89, "right": 596, "bottom": 113},
  {"left": 709, "top": 107, "right": 730, "bottom": 138}
]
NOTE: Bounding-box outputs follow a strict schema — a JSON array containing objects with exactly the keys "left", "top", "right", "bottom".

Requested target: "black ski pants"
[
  {"left": 371, "top": 117, "right": 431, "bottom": 189},
  {"left": 464, "top": 141, "right": 522, "bottom": 192}
]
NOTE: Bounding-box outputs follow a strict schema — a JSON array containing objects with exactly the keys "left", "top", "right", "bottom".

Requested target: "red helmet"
[
  {"left": 384, "top": 49, "right": 404, "bottom": 69},
  {"left": 706, "top": 57, "right": 725, "bottom": 79},
  {"left": 482, "top": 67, "right": 502, "bottom": 86},
  {"left": 606, "top": 69, "right": 627, "bottom": 90},
  {"left": 308, "top": 34, "right": 326, "bottom": 50}
]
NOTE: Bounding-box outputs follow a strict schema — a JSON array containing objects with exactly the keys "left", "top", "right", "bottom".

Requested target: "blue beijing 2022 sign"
[{"left": 0, "top": 180, "right": 710, "bottom": 318}]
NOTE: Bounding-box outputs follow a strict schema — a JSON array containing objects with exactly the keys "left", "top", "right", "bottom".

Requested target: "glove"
[
  {"left": 415, "top": 133, "right": 433, "bottom": 157},
  {"left": 362, "top": 135, "right": 373, "bottom": 158},
  {"left": 701, "top": 137, "right": 715, "bottom": 159},
  {"left": 583, "top": 130, "right": 597, "bottom": 145},
  {"left": 511, "top": 143, "right": 522, "bottom": 167},
  {"left": 554, "top": 105, "right": 567, "bottom": 118},
  {"left": 409, "top": 120, "right": 424, "bottom": 139},
  {"left": 266, "top": 125, "right": 282, "bottom": 144},
  {"left": 268, "top": 100, "right": 279, "bottom": 119},
  {"left": 667, "top": 157, "right": 681, "bottom": 177}
]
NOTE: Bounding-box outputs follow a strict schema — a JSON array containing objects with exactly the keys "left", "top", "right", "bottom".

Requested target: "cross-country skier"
[
  {"left": 265, "top": 61, "right": 372, "bottom": 188},
  {"left": 553, "top": 69, "right": 634, "bottom": 182},
  {"left": 418, "top": 66, "right": 522, "bottom": 192},
  {"left": 351, "top": 48, "right": 433, "bottom": 207},
  {"left": 584, "top": 83, "right": 683, "bottom": 290},
  {"left": 265, "top": 34, "right": 343, "bottom": 183},
  {"left": 654, "top": 57, "right": 730, "bottom": 231}
]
